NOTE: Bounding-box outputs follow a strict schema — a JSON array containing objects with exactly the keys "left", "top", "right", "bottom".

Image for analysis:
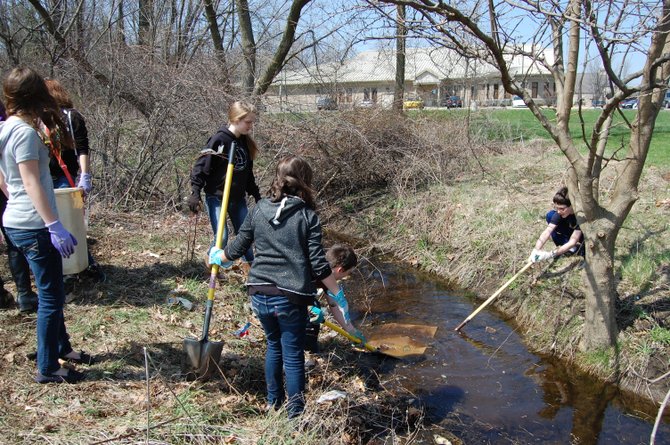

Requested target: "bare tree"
[
  {"left": 375, "top": 0, "right": 670, "bottom": 351},
  {"left": 394, "top": 4, "right": 406, "bottom": 110}
]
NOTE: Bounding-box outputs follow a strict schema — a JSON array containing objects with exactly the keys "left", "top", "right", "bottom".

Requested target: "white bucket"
[{"left": 54, "top": 187, "right": 89, "bottom": 275}]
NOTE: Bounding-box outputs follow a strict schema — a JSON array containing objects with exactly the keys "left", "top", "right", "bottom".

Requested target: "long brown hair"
[
  {"left": 3, "top": 67, "right": 72, "bottom": 149},
  {"left": 269, "top": 155, "right": 316, "bottom": 209},
  {"left": 45, "top": 78, "right": 74, "bottom": 108},
  {"left": 228, "top": 101, "right": 258, "bottom": 159}
]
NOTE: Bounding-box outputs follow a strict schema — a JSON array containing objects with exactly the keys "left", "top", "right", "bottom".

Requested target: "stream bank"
[{"left": 325, "top": 141, "right": 670, "bottom": 407}]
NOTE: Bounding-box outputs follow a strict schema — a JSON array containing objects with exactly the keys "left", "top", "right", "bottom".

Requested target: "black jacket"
[
  {"left": 224, "top": 196, "right": 332, "bottom": 305},
  {"left": 190, "top": 127, "right": 261, "bottom": 203},
  {"left": 49, "top": 108, "right": 90, "bottom": 182}
]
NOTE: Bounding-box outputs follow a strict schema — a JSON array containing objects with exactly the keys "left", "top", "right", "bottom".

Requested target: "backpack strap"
[{"left": 42, "top": 125, "right": 76, "bottom": 188}]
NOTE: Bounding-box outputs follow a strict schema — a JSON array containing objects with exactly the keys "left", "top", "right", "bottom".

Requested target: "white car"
[{"left": 512, "top": 95, "right": 527, "bottom": 108}]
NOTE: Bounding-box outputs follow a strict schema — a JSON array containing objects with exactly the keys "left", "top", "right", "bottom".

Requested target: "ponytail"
[{"left": 553, "top": 187, "right": 571, "bottom": 207}]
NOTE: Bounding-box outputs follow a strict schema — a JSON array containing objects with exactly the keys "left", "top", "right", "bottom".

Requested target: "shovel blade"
[{"left": 183, "top": 337, "right": 224, "bottom": 380}]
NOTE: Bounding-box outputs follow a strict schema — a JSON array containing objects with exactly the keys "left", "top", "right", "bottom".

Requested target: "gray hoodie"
[{"left": 224, "top": 196, "right": 332, "bottom": 304}]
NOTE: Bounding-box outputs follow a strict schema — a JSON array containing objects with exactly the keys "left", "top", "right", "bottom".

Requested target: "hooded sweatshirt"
[
  {"left": 189, "top": 127, "right": 261, "bottom": 202},
  {"left": 0, "top": 116, "right": 57, "bottom": 229},
  {"left": 224, "top": 196, "right": 332, "bottom": 305}
]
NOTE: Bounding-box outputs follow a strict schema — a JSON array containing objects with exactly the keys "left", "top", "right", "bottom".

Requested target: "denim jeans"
[
  {"left": 251, "top": 294, "right": 307, "bottom": 418},
  {"left": 205, "top": 194, "right": 253, "bottom": 263},
  {"left": 5, "top": 227, "right": 73, "bottom": 375}
]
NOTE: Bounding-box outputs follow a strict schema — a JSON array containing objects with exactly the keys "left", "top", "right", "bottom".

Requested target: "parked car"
[
  {"left": 442, "top": 95, "right": 463, "bottom": 108},
  {"left": 512, "top": 95, "right": 527, "bottom": 108},
  {"left": 316, "top": 97, "right": 337, "bottom": 110},
  {"left": 620, "top": 98, "right": 638, "bottom": 109},
  {"left": 403, "top": 99, "right": 424, "bottom": 110},
  {"left": 591, "top": 99, "right": 606, "bottom": 108},
  {"left": 357, "top": 99, "right": 374, "bottom": 108}
]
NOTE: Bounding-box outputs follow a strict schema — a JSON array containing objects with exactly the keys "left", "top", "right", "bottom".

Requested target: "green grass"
[
  {"left": 422, "top": 108, "right": 670, "bottom": 167},
  {"left": 650, "top": 326, "right": 670, "bottom": 345}
]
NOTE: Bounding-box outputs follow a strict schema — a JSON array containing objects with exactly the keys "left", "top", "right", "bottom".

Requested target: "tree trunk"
[
  {"left": 579, "top": 218, "right": 618, "bottom": 350},
  {"left": 235, "top": 0, "right": 256, "bottom": 93},
  {"left": 138, "top": 0, "right": 153, "bottom": 47},
  {"left": 393, "top": 4, "right": 406, "bottom": 111},
  {"left": 254, "top": 0, "right": 311, "bottom": 96}
]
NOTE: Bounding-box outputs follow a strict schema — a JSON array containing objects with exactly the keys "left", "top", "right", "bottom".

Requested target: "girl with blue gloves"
[
  {"left": 208, "top": 155, "right": 365, "bottom": 418},
  {"left": 0, "top": 67, "right": 92, "bottom": 383}
]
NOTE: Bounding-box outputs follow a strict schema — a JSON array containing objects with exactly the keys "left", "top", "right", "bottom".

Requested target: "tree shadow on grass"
[{"left": 63, "top": 259, "right": 223, "bottom": 308}]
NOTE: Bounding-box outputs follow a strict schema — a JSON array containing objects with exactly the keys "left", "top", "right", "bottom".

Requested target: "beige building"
[{"left": 265, "top": 47, "right": 556, "bottom": 111}]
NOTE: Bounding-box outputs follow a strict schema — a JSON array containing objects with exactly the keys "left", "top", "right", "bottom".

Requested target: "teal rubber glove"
[
  {"left": 309, "top": 306, "right": 324, "bottom": 324},
  {"left": 327, "top": 285, "right": 351, "bottom": 324},
  {"left": 208, "top": 247, "right": 234, "bottom": 269}
]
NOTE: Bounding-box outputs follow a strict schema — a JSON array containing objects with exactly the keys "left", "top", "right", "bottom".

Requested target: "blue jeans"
[
  {"left": 251, "top": 294, "right": 307, "bottom": 418},
  {"left": 5, "top": 227, "right": 73, "bottom": 375},
  {"left": 205, "top": 194, "right": 253, "bottom": 263}
]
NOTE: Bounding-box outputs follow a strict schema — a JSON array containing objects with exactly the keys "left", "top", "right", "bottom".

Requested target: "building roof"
[{"left": 278, "top": 47, "right": 553, "bottom": 86}]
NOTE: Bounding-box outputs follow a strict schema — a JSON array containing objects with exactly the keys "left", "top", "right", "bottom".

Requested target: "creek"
[{"left": 349, "top": 261, "right": 669, "bottom": 444}]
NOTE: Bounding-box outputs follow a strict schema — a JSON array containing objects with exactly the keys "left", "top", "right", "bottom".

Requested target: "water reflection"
[{"left": 348, "top": 261, "right": 669, "bottom": 444}]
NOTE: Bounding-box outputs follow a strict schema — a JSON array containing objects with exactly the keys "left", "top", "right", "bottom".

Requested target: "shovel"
[
  {"left": 183, "top": 141, "right": 237, "bottom": 379},
  {"left": 322, "top": 320, "right": 437, "bottom": 359}
]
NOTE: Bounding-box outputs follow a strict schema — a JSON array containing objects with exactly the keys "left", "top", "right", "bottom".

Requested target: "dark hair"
[
  {"left": 0, "top": 99, "right": 5, "bottom": 121},
  {"left": 553, "top": 187, "right": 571, "bottom": 207},
  {"left": 45, "top": 78, "right": 74, "bottom": 108},
  {"left": 326, "top": 244, "right": 358, "bottom": 271},
  {"left": 2, "top": 67, "right": 72, "bottom": 149},
  {"left": 269, "top": 155, "right": 316, "bottom": 209}
]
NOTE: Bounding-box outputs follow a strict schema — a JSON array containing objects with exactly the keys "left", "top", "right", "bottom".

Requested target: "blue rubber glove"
[
  {"left": 77, "top": 173, "right": 92, "bottom": 195},
  {"left": 47, "top": 220, "right": 77, "bottom": 258},
  {"left": 309, "top": 306, "right": 325, "bottom": 324},
  {"left": 208, "top": 247, "right": 234, "bottom": 269},
  {"left": 327, "top": 285, "right": 351, "bottom": 324}
]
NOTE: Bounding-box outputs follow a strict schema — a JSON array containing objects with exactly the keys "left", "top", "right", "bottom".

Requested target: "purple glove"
[
  {"left": 77, "top": 173, "right": 92, "bottom": 195},
  {"left": 47, "top": 220, "right": 78, "bottom": 258}
]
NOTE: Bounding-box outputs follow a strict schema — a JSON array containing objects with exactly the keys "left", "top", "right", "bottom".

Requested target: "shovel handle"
[
  {"left": 322, "top": 320, "right": 378, "bottom": 353},
  {"left": 206, "top": 142, "right": 238, "bottom": 302}
]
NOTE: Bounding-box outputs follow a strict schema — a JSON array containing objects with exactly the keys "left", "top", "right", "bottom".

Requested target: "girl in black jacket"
[{"left": 188, "top": 101, "right": 261, "bottom": 265}]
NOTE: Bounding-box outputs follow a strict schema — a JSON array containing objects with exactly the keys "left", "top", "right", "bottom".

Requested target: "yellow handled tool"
[
  {"left": 455, "top": 261, "right": 533, "bottom": 332},
  {"left": 322, "top": 319, "right": 378, "bottom": 352}
]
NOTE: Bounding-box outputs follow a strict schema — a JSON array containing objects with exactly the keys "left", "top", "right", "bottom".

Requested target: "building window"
[
  {"left": 346, "top": 88, "right": 353, "bottom": 103},
  {"left": 372, "top": 88, "right": 378, "bottom": 102},
  {"left": 532, "top": 82, "right": 538, "bottom": 98},
  {"left": 486, "top": 84, "right": 490, "bottom": 99},
  {"left": 363, "top": 88, "right": 370, "bottom": 100},
  {"left": 493, "top": 84, "right": 499, "bottom": 99}
]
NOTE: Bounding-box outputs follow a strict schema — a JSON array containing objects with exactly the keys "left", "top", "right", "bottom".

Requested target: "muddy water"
[{"left": 350, "top": 262, "right": 669, "bottom": 444}]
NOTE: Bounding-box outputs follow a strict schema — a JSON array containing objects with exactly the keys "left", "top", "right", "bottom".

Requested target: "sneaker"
[{"left": 84, "top": 264, "right": 106, "bottom": 283}]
